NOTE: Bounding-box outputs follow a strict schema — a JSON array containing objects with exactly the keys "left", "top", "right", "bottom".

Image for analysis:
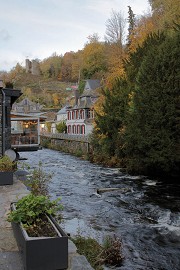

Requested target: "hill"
[{"left": 13, "top": 73, "right": 75, "bottom": 108}]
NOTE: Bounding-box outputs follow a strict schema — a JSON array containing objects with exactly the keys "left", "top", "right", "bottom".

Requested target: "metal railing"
[{"left": 40, "top": 132, "right": 90, "bottom": 142}]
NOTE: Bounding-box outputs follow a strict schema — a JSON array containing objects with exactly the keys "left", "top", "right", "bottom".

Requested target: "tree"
[
  {"left": 149, "top": 0, "right": 180, "bottom": 30},
  {"left": 52, "top": 93, "right": 60, "bottom": 107},
  {"left": 124, "top": 30, "right": 180, "bottom": 176},
  {"left": 128, "top": 14, "right": 155, "bottom": 53},
  {"left": 71, "top": 50, "right": 83, "bottom": 82},
  {"left": 82, "top": 36, "right": 107, "bottom": 79},
  {"left": 40, "top": 53, "right": 62, "bottom": 79},
  {"left": 104, "top": 10, "right": 127, "bottom": 86},
  {"left": 56, "top": 122, "right": 67, "bottom": 133},
  {"left": 105, "top": 10, "right": 126, "bottom": 47},
  {"left": 91, "top": 79, "right": 129, "bottom": 165},
  {"left": 127, "top": 6, "right": 136, "bottom": 47},
  {"left": 59, "top": 52, "right": 75, "bottom": 82}
]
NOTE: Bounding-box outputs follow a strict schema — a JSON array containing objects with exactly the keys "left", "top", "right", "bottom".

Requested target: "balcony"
[{"left": 11, "top": 118, "right": 40, "bottom": 152}]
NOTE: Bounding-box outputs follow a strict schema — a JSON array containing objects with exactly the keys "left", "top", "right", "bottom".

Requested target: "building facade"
[
  {"left": 0, "top": 81, "right": 22, "bottom": 157},
  {"left": 66, "top": 79, "right": 100, "bottom": 136}
]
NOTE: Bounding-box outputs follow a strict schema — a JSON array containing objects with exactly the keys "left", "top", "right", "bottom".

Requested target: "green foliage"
[
  {"left": 0, "top": 156, "right": 16, "bottom": 172},
  {"left": 74, "top": 149, "right": 83, "bottom": 157},
  {"left": 45, "top": 122, "right": 52, "bottom": 132},
  {"left": 78, "top": 80, "right": 86, "bottom": 95},
  {"left": 91, "top": 78, "right": 129, "bottom": 164},
  {"left": 124, "top": 30, "right": 180, "bottom": 176},
  {"left": 25, "top": 162, "right": 52, "bottom": 196},
  {"left": 7, "top": 194, "right": 63, "bottom": 225},
  {"left": 41, "top": 138, "right": 51, "bottom": 148},
  {"left": 92, "top": 28, "right": 180, "bottom": 178},
  {"left": 72, "top": 234, "right": 123, "bottom": 269},
  {"left": 82, "top": 40, "right": 107, "bottom": 79},
  {"left": 56, "top": 121, "right": 67, "bottom": 133},
  {"left": 8, "top": 163, "right": 63, "bottom": 236},
  {"left": 72, "top": 235, "right": 103, "bottom": 270},
  {"left": 127, "top": 6, "right": 136, "bottom": 46}
]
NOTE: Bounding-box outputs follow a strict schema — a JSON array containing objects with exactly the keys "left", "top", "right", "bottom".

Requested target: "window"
[
  {"left": 86, "top": 109, "right": 91, "bottom": 119},
  {"left": 80, "top": 110, "right": 84, "bottom": 119},
  {"left": 67, "top": 111, "right": 71, "bottom": 120},
  {"left": 77, "top": 125, "right": 80, "bottom": 134},
  {"left": 76, "top": 110, "right": 78, "bottom": 119},
  {"left": 72, "top": 111, "right": 75, "bottom": 120},
  {"left": 68, "top": 125, "right": 71, "bottom": 134},
  {"left": 81, "top": 125, "right": 85, "bottom": 135},
  {"left": 73, "top": 125, "right": 76, "bottom": 134}
]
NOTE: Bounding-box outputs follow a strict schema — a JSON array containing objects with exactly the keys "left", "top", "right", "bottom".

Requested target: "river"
[{"left": 18, "top": 148, "right": 180, "bottom": 270}]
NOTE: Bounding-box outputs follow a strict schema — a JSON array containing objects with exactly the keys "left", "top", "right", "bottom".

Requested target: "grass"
[
  {"left": 71, "top": 234, "right": 124, "bottom": 270},
  {"left": 72, "top": 236, "right": 104, "bottom": 270}
]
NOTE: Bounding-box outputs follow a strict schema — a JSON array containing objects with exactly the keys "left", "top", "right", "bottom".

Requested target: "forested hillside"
[
  {"left": 1, "top": 0, "right": 179, "bottom": 178},
  {"left": 1, "top": 71, "right": 75, "bottom": 109}
]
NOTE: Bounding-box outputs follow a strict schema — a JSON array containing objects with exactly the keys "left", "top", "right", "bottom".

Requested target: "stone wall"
[{"left": 40, "top": 133, "right": 91, "bottom": 156}]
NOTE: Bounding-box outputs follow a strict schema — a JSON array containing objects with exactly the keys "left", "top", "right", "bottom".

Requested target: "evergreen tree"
[
  {"left": 127, "top": 6, "right": 136, "bottom": 47},
  {"left": 91, "top": 79, "right": 129, "bottom": 165},
  {"left": 124, "top": 30, "right": 180, "bottom": 177}
]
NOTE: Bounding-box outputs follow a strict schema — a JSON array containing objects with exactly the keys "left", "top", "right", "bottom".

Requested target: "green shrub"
[
  {"left": 0, "top": 155, "right": 16, "bottom": 172},
  {"left": 7, "top": 193, "right": 63, "bottom": 225}
]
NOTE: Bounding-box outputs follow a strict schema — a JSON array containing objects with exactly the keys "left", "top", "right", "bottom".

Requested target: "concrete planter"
[
  {"left": 11, "top": 203, "right": 68, "bottom": 270},
  {"left": 0, "top": 171, "right": 13, "bottom": 185}
]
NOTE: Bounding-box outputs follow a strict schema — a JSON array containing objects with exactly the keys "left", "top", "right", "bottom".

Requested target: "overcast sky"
[{"left": 0, "top": 0, "right": 150, "bottom": 72}]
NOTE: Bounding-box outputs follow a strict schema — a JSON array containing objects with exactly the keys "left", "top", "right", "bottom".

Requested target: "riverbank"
[
  {"left": 0, "top": 173, "right": 94, "bottom": 270},
  {"left": 18, "top": 148, "right": 180, "bottom": 270}
]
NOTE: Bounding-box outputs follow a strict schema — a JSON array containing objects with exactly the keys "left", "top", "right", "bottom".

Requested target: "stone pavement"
[{"left": 0, "top": 174, "right": 93, "bottom": 270}]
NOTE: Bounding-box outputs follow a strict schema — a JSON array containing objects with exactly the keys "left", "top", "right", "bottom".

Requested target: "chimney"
[{"left": 74, "top": 89, "right": 79, "bottom": 106}]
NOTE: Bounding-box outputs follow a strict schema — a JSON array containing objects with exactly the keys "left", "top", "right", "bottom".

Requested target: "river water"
[{"left": 18, "top": 148, "right": 180, "bottom": 270}]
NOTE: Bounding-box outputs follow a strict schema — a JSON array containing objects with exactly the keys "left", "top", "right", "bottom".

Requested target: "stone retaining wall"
[{"left": 40, "top": 133, "right": 91, "bottom": 156}]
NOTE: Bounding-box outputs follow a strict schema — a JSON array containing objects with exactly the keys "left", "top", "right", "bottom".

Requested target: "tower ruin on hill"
[{"left": 25, "top": 59, "right": 40, "bottom": 75}]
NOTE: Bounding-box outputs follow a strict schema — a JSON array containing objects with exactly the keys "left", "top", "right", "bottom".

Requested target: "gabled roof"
[
  {"left": 84, "top": 79, "right": 101, "bottom": 91},
  {"left": 57, "top": 104, "right": 71, "bottom": 115},
  {"left": 12, "top": 97, "right": 43, "bottom": 112},
  {"left": 81, "top": 79, "right": 101, "bottom": 97}
]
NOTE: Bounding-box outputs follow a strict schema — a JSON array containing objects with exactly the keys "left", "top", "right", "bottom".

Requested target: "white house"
[
  {"left": 57, "top": 104, "right": 71, "bottom": 122},
  {"left": 51, "top": 104, "right": 71, "bottom": 133},
  {"left": 66, "top": 79, "right": 100, "bottom": 136}
]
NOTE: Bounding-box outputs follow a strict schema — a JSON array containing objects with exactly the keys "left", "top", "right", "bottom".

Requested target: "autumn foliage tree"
[
  {"left": 81, "top": 34, "right": 107, "bottom": 79},
  {"left": 104, "top": 10, "right": 127, "bottom": 86},
  {"left": 149, "top": 0, "right": 180, "bottom": 30},
  {"left": 92, "top": 25, "right": 180, "bottom": 178},
  {"left": 40, "top": 53, "right": 62, "bottom": 78}
]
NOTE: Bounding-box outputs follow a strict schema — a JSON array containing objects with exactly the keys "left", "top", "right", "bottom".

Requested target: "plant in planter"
[
  {"left": 8, "top": 193, "right": 68, "bottom": 270},
  {"left": 25, "top": 162, "right": 53, "bottom": 196},
  {"left": 0, "top": 155, "right": 16, "bottom": 185}
]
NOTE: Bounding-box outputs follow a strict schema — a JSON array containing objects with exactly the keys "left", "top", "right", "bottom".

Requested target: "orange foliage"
[
  {"left": 128, "top": 15, "right": 156, "bottom": 53},
  {"left": 105, "top": 43, "right": 127, "bottom": 88}
]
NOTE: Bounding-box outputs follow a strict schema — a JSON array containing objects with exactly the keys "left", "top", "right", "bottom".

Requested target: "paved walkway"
[{"left": 0, "top": 174, "right": 93, "bottom": 270}]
